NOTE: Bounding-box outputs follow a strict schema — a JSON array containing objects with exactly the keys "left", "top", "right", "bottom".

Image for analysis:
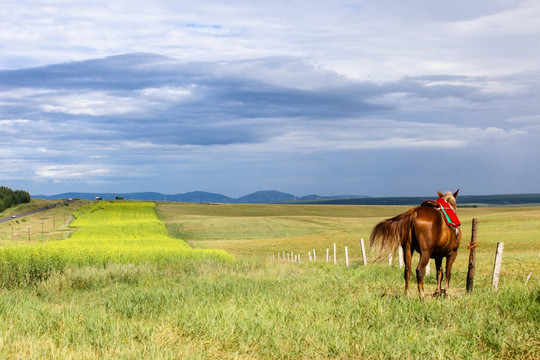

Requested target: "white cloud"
[
  {"left": 2, "top": 0, "right": 538, "bottom": 82},
  {"left": 35, "top": 165, "right": 111, "bottom": 179},
  {"left": 39, "top": 92, "right": 142, "bottom": 116}
]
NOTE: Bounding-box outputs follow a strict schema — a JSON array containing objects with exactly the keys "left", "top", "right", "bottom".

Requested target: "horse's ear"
[
  {"left": 453, "top": 189, "right": 460, "bottom": 198},
  {"left": 437, "top": 190, "right": 443, "bottom": 197}
]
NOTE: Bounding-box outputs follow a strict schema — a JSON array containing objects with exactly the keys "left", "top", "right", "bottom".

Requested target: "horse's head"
[{"left": 437, "top": 189, "right": 459, "bottom": 211}]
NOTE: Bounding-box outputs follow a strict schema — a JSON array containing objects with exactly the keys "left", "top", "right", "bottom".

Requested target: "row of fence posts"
[
  {"left": 274, "top": 239, "right": 410, "bottom": 269},
  {"left": 274, "top": 243, "right": 354, "bottom": 266},
  {"left": 272, "top": 218, "right": 530, "bottom": 292}
]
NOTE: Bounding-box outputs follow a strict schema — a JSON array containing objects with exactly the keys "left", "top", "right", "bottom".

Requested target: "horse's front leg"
[
  {"left": 416, "top": 252, "right": 431, "bottom": 298},
  {"left": 433, "top": 257, "right": 443, "bottom": 297},
  {"left": 443, "top": 251, "right": 458, "bottom": 295}
]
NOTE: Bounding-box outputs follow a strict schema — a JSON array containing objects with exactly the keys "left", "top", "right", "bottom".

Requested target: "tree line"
[{"left": 0, "top": 186, "right": 31, "bottom": 213}]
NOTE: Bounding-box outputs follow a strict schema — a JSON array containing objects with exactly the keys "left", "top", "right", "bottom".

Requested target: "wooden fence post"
[
  {"left": 345, "top": 246, "right": 349, "bottom": 267},
  {"left": 388, "top": 253, "right": 392, "bottom": 266},
  {"left": 333, "top": 243, "right": 337, "bottom": 264},
  {"left": 492, "top": 242, "right": 504, "bottom": 291},
  {"left": 313, "top": 249, "right": 317, "bottom": 261},
  {"left": 398, "top": 247, "right": 404, "bottom": 268},
  {"left": 466, "top": 218, "right": 479, "bottom": 293},
  {"left": 308, "top": 251, "right": 312, "bottom": 261},
  {"left": 360, "top": 238, "right": 367, "bottom": 265},
  {"left": 326, "top": 248, "right": 329, "bottom": 263}
]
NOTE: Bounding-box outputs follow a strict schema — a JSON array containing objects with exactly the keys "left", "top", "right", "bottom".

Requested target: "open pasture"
[
  {"left": 157, "top": 202, "right": 540, "bottom": 285},
  {"left": 0, "top": 200, "right": 537, "bottom": 359}
]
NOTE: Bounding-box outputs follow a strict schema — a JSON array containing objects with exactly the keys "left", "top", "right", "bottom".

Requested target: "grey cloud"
[{"left": 2, "top": 53, "right": 540, "bottom": 196}]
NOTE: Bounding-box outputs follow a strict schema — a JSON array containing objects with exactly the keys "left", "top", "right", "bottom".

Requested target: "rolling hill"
[{"left": 32, "top": 190, "right": 367, "bottom": 204}]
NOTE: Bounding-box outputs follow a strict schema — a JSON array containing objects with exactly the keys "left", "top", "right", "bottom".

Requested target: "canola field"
[{"left": 0, "top": 201, "right": 231, "bottom": 287}]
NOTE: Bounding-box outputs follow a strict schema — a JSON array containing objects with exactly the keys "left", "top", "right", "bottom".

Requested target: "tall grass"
[{"left": 0, "top": 260, "right": 537, "bottom": 359}]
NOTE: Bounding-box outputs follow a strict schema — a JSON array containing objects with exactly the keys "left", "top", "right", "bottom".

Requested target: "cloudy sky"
[{"left": 1, "top": 0, "right": 539, "bottom": 197}]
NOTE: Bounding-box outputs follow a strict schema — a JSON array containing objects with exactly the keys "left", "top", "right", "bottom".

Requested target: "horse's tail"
[{"left": 369, "top": 208, "right": 416, "bottom": 261}]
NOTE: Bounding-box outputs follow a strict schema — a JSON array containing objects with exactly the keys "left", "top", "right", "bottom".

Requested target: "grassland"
[
  {"left": 0, "top": 200, "right": 538, "bottom": 359},
  {"left": 157, "top": 202, "right": 540, "bottom": 283}
]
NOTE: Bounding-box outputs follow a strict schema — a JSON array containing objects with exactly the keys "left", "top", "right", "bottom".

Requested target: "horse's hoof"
[{"left": 432, "top": 291, "right": 441, "bottom": 297}]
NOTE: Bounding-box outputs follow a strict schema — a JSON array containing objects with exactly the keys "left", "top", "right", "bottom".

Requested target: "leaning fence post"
[
  {"left": 360, "top": 238, "right": 367, "bottom": 265},
  {"left": 466, "top": 218, "right": 479, "bottom": 293},
  {"left": 525, "top": 272, "right": 532, "bottom": 285},
  {"left": 492, "top": 242, "right": 504, "bottom": 290}
]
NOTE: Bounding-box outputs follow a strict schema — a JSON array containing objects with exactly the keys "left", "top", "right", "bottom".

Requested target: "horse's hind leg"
[
  {"left": 443, "top": 251, "right": 458, "bottom": 295},
  {"left": 403, "top": 244, "right": 412, "bottom": 296},
  {"left": 433, "top": 257, "right": 443, "bottom": 297},
  {"left": 416, "top": 252, "right": 431, "bottom": 298}
]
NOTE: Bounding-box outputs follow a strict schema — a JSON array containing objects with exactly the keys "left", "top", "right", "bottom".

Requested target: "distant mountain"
[
  {"left": 32, "top": 190, "right": 368, "bottom": 204},
  {"left": 32, "top": 191, "right": 540, "bottom": 205},
  {"left": 236, "top": 190, "right": 296, "bottom": 203}
]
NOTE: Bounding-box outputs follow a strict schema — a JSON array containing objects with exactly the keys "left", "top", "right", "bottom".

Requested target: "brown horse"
[{"left": 369, "top": 190, "right": 462, "bottom": 297}]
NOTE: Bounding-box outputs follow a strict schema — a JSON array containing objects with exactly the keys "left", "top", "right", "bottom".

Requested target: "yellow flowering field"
[{"left": 0, "top": 201, "right": 232, "bottom": 286}]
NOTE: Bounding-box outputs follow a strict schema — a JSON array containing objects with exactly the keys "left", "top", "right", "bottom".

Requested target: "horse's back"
[{"left": 411, "top": 206, "right": 456, "bottom": 255}]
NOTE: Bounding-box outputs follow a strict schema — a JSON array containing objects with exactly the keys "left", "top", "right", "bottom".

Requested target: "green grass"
[
  {"left": 0, "top": 261, "right": 537, "bottom": 359},
  {"left": 0, "top": 201, "right": 538, "bottom": 359}
]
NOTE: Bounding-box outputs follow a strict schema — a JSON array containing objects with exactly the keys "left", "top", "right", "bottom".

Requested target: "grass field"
[
  {"left": 0, "top": 200, "right": 538, "bottom": 359},
  {"left": 157, "top": 202, "right": 540, "bottom": 283}
]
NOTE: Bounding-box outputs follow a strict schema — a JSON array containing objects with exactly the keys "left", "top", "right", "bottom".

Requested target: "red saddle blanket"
[{"left": 436, "top": 198, "right": 461, "bottom": 228}]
